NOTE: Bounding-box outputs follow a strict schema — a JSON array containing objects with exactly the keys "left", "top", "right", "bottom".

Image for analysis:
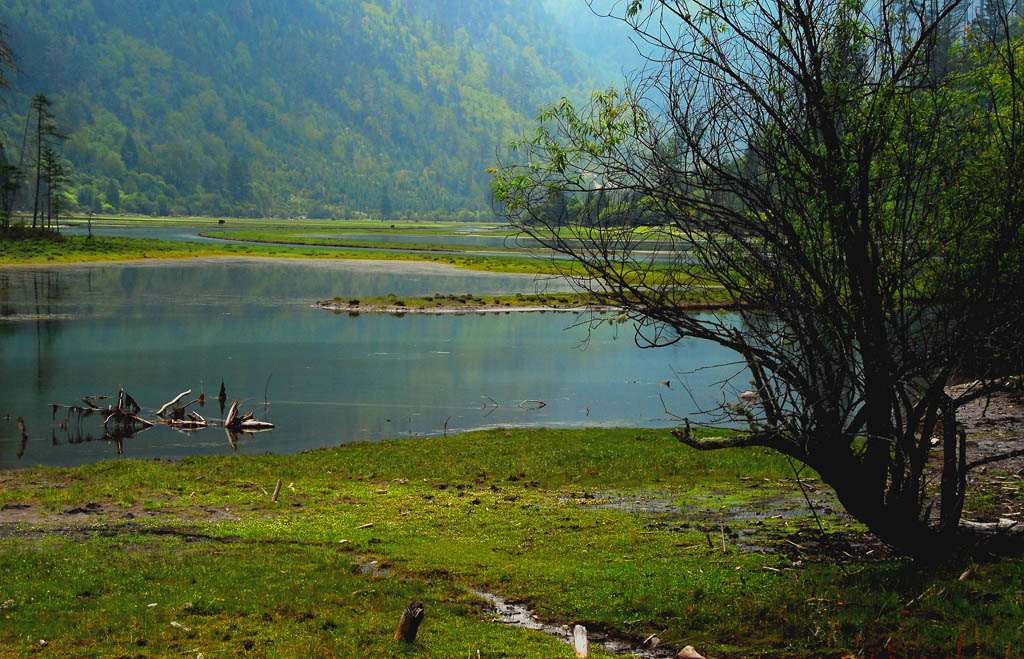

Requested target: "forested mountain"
[{"left": 0, "top": 0, "right": 601, "bottom": 219}]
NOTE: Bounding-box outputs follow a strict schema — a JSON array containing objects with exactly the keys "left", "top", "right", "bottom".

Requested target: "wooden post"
[
  {"left": 394, "top": 601, "right": 424, "bottom": 643},
  {"left": 271, "top": 479, "right": 282, "bottom": 502},
  {"left": 573, "top": 624, "right": 589, "bottom": 657}
]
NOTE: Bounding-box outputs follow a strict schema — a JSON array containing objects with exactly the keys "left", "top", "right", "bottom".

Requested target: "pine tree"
[{"left": 30, "top": 94, "right": 66, "bottom": 230}]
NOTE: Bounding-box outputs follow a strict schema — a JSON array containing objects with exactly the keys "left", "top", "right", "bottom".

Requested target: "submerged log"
[
  {"left": 394, "top": 601, "right": 425, "bottom": 643},
  {"left": 239, "top": 419, "right": 275, "bottom": 431},
  {"left": 169, "top": 419, "right": 207, "bottom": 430}
]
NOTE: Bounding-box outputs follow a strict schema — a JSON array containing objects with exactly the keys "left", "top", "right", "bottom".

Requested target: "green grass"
[
  {"left": 2, "top": 427, "right": 1022, "bottom": 657},
  {"left": 51, "top": 214, "right": 514, "bottom": 232},
  {"left": 204, "top": 228, "right": 535, "bottom": 254},
  {"left": 0, "top": 230, "right": 556, "bottom": 274}
]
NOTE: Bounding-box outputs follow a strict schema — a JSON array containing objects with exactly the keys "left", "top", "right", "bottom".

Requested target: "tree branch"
[
  {"left": 966, "top": 448, "right": 1024, "bottom": 473},
  {"left": 671, "top": 423, "right": 800, "bottom": 459}
]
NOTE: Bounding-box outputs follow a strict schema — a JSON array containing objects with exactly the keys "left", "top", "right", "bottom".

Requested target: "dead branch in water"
[{"left": 156, "top": 390, "right": 192, "bottom": 418}]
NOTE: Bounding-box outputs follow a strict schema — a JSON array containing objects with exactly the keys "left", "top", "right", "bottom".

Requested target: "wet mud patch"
[
  {"left": 951, "top": 388, "right": 1024, "bottom": 522},
  {"left": 474, "top": 590, "right": 680, "bottom": 658},
  {"left": 575, "top": 486, "right": 864, "bottom": 556}
]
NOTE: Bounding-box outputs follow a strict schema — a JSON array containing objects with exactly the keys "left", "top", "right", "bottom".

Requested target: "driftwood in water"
[
  {"left": 52, "top": 385, "right": 276, "bottom": 440},
  {"left": 239, "top": 419, "right": 275, "bottom": 430},
  {"left": 102, "top": 388, "right": 152, "bottom": 433},
  {"left": 223, "top": 400, "right": 275, "bottom": 431},
  {"left": 224, "top": 400, "right": 239, "bottom": 428},
  {"left": 217, "top": 380, "right": 227, "bottom": 401},
  {"left": 156, "top": 390, "right": 192, "bottom": 418},
  {"left": 394, "top": 601, "right": 424, "bottom": 642},
  {"left": 169, "top": 411, "right": 207, "bottom": 431},
  {"left": 116, "top": 389, "right": 141, "bottom": 416},
  {"left": 168, "top": 399, "right": 200, "bottom": 421}
]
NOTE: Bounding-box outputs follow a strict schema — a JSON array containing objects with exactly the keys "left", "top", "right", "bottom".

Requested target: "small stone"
[{"left": 677, "top": 646, "right": 705, "bottom": 659}]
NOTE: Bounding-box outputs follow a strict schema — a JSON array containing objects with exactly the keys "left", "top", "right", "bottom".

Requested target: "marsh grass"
[
  {"left": 2, "top": 428, "right": 1023, "bottom": 657},
  {"left": 0, "top": 231, "right": 557, "bottom": 274}
]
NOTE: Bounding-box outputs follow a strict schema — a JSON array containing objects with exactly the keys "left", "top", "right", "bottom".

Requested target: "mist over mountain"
[
  {"left": 0, "top": 0, "right": 611, "bottom": 219},
  {"left": 542, "top": 0, "right": 650, "bottom": 86}
]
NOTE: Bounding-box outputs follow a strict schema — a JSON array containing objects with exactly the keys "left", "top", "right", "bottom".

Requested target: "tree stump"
[{"left": 394, "top": 601, "right": 424, "bottom": 643}]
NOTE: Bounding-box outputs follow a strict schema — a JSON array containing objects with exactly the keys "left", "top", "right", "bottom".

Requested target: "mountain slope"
[{"left": 0, "top": 0, "right": 592, "bottom": 219}]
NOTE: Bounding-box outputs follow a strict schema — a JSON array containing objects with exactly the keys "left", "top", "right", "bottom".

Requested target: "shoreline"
[
  {"left": 314, "top": 299, "right": 616, "bottom": 315},
  {"left": 314, "top": 298, "right": 740, "bottom": 315}
]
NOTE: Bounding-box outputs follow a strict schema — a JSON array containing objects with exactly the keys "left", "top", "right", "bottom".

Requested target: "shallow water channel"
[{"left": 0, "top": 258, "right": 738, "bottom": 468}]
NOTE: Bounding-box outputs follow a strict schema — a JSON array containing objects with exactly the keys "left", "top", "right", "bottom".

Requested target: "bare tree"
[{"left": 492, "top": 0, "right": 1024, "bottom": 555}]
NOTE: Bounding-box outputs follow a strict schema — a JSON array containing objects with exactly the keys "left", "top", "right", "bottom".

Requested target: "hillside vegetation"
[{"left": 0, "top": 0, "right": 597, "bottom": 220}]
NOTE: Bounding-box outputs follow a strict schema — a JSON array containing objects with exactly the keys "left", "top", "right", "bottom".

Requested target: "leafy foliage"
[{"left": 494, "top": 0, "right": 1024, "bottom": 554}]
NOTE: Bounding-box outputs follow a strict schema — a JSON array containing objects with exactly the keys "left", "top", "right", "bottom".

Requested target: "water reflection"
[{"left": 0, "top": 259, "right": 740, "bottom": 468}]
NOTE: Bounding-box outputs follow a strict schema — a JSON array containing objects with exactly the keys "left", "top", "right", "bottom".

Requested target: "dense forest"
[{"left": 0, "top": 0, "right": 603, "bottom": 220}]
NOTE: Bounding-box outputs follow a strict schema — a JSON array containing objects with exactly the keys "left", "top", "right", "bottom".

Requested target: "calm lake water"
[{"left": 0, "top": 258, "right": 738, "bottom": 468}]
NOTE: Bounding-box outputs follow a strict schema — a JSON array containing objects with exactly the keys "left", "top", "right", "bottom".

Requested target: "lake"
[{"left": 0, "top": 258, "right": 738, "bottom": 468}]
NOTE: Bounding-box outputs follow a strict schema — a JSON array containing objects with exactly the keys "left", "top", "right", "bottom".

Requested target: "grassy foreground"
[{"left": 2, "top": 428, "right": 1022, "bottom": 658}]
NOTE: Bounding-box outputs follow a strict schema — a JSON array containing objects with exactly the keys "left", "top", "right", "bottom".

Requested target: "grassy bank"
[
  {"left": 2, "top": 428, "right": 1021, "bottom": 657},
  {"left": 0, "top": 232, "right": 554, "bottom": 274},
  {"left": 202, "top": 228, "right": 528, "bottom": 252}
]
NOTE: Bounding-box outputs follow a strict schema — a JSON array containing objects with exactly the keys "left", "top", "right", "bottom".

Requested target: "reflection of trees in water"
[
  {"left": 47, "top": 398, "right": 148, "bottom": 458},
  {"left": 33, "top": 271, "right": 67, "bottom": 395},
  {"left": 0, "top": 270, "right": 72, "bottom": 393},
  {"left": 50, "top": 427, "right": 138, "bottom": 457}
]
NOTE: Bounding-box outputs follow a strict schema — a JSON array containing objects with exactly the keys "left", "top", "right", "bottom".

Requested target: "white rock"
[{"left": 573, "top": 624, "right": 589, "bottom": 657}]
